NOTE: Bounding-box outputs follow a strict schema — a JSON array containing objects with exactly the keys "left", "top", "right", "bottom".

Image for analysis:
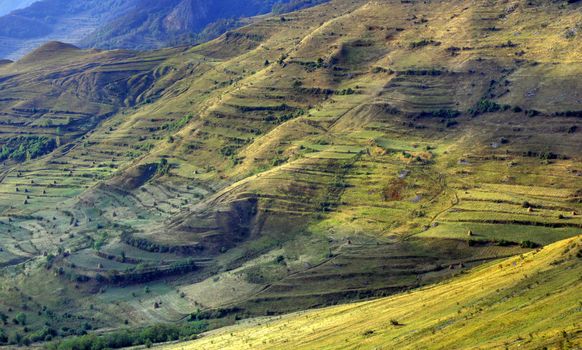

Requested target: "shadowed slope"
[{"left": 160, "top": 235, "right": 582, "bottom": 350}]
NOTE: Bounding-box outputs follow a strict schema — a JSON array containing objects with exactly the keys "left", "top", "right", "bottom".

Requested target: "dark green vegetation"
[
  {"left": 0, "top": 136, "right": 57, "bottom": 162},
  {"left": 49, "top": 321, "right": 207, "bottom": 350},
  {"left": 0, "top": 0, "right": 580, "bottom": 348}
]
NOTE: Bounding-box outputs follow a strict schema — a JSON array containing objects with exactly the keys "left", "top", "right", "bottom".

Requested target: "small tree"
[
  {"left": 15, "top": 313, "right": 26, "bottom": 325},
  {"left": 0, "top": 328, "right": 7, "bottom": 343},
  {"left": 157, "top": 159, "right": 170, "bottom": 176}
]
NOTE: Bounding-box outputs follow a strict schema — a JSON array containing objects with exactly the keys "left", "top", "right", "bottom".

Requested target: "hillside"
[
  {"left": 0, "top": 0, "right": 580, "bottom": 348},
  {"left": 159, "top": 235, "right": 582, "bottom": 350}
]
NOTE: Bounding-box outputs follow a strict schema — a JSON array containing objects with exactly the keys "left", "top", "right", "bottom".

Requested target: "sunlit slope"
[
  {"left": 161, "top": 235, "right": 582, "bottom": 350},
  {"left": 0, "top": 0, "right": 580, "bottom": 343},
  {"left": 115, "top": 0, "right": 582, "bottom": 317},
  {"left": 129, "top": 0, "right": 582, "bottom": 248}
]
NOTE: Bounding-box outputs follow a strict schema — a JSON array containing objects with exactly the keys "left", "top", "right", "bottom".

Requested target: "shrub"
[
  {"left": 161, "top": 114, "right": 193, "bottom": 132},
  {"left": 219, "top": 145, "right": 238, "bottom": 157},
  {"left": 468, "top": 99, "right": 502, "bottom": 117},
  {"left": 335, "top": 87, "right": 356, "bottom": 95},
  {"left": 27, "top": 327, "right": 57, "bottom": 342},
  {"left": 496, "top": 240, "right": 515, "bottom": 247},
  {"left": 564, "top": 27, "right": 577, "bottom": 39},
  {"left": 512, "top": 106, "right": 523, "bottom": 113},
  {"left": 402, "top": 68, "right": 444, "bottom": 76},
  {"left": 410, "top": 39, "right": 441, "bottom": 49},
  {"left": 418, "top": 109, "right": 461, "bottom": 119},
  {"left": 525, "top": 109, "right": 540, "bottom": 117},
  {"left": 467, "top": 239, "right": 480, "bottom": 247},
  {"left": 157, "top": 158, "right": 170, "bottom": 176},
  {"left": 445, "top": 120, "right": 458, "bottom": 128},
  {"left": 15, "top": 313, "right": 26, "bottom": 326},
  {"left": 189, "top": 307, "right": 242, "bottom": 321},
  {"left": 496, "top": 40, "right": 518, "bottom": 48},
  {"left": 520, "top": 240, "right": 541, "bottom": 249}
]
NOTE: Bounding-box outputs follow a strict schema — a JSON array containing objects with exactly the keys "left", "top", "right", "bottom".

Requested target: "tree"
[
  {"left": 157, "top": 159, "right": 170, "bottom": 176},
  {"left": 15, "top": 312, "right": 26, "bottom": 325}
]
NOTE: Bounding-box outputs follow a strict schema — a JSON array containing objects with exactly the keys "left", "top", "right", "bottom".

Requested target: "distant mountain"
[
  {"left": 81, "top": 0, "right": 280, "bottom": 50},
  {"left": 0, "top": 0, "right": 321, "bottom": 59},
  {"left": 0, "top": 0, "right": 139, "bottom": 59},
  {"left": 0, "top": 0, "right": 36, "bottom": 16}
]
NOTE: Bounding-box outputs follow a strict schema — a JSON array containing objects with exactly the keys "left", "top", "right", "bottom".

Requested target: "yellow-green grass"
[
  {"left": 419, "top": 222, "right": 581, "bottom": 246},
  {"left": 159, "top": 235, "right": 582, "bottom": 350}
]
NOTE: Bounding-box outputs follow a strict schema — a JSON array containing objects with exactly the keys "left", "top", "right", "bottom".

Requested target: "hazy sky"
[{"left": 0, "top": 0, "right": 37, "bottom": 16}]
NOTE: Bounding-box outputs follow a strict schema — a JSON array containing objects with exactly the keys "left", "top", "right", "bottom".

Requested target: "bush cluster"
[
  {"left": 0, "top": 136, "right": 57, "bottom": 162},
  {"left": 468, "top": 99, "right": 508, "bottom": 117},
  {"left": 48, "top": 322, "right": 207, "bottom": 350}
]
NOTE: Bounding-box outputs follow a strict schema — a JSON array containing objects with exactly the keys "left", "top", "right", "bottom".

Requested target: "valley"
[{"left": 0, "top": 0, "right": 580, "bottom": 348}]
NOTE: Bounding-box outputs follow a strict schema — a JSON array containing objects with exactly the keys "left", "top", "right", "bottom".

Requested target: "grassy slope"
[
  {"left": 0, "top": 0, "right": 580, "bottom": 345},
  {"left": 160, "top": 235, "right": 582, "bottom": 350}
]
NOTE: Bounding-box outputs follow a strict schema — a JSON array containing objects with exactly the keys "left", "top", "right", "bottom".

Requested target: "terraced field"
[
  {"left": 160, "top": 235, "right": 582, "bottom": 350},
  {"left": 0, "top": 0, "right": 580, "bottom": 347}
]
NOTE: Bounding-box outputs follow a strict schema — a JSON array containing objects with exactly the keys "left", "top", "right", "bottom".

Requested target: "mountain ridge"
[{"left": 0, "top": 0, "right": 322, "bottom": 59}]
